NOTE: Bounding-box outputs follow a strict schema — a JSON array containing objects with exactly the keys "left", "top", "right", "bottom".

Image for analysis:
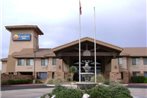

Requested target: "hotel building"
[{"left": 1, "top": 25, "right": 147, "bottom": 83}]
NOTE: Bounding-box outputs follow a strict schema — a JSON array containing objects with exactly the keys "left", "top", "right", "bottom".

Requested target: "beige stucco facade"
[{"left": 1, "top": 25, "right": 147, "bottom": 83}]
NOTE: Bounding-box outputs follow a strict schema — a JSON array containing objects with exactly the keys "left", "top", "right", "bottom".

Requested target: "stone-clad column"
[
  {"left": 110, "top": 58, "right": 121, "bottom": 82},
  {"left": 55, "top": 59, "right": 64, "bottom": 80}
]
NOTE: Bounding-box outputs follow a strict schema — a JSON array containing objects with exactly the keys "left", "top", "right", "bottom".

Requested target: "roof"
[
  {"left": 120, "top": 47, "right": 147, "bottom": 56},
  {"left": 53, "top": 37, "right": 123, "bottom": 52},
  {"left": 13, "top": 48, "right": 55, "bottom": 58},
  {"left": 5, "top": 25, "right": 44, "bottom": 35},
  {"left": 1, "top": 58, "right": 8, "bottom": 62}
]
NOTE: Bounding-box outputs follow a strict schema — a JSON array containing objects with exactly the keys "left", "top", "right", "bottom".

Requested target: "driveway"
[
  {"left": 1, "top": 88, "right": 53, "bottom": 98},
  {"left": 1, "top": 84, "right": 147, "bottom": 98}
]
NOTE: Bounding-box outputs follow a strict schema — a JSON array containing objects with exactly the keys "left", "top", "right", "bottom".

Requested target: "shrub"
[
  {"left": 144, "top": 77, "right": 147, "bottom": 83},
  {"left": 51, "top": 85, "right": 82, "bottom": 98},
  {"left": 130, "top": 76, "right": 145, "bottom": 83},
  {"left": 55, "top": 88, "right": 82, "bottom": 98},
  {"left": 48, "top": 78, "right": 64, "bottom": 84},
  {"left": 6, "top": 79, "right": 32, "bottom": 85},
  {"left": 91, "top": 74, "right": 105, "bottom": 83},
  {"left": 88, "top": 85, "right": 111, "bottom": 98},
  {"left": 87, "top": 84, "right": 132, "bottom": 98},
  {"left": 69, "top": 66, "right": 77, "bottom": 81},
  {"left": 52, "top": 85, "right": 67, "bottom": 95},
  {"left": 109, "top": 84, "right": 133, "bottom": 98}
]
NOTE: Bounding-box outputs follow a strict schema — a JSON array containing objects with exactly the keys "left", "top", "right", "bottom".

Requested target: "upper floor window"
[
  {"left": 118, "top": 57, "right": 123, "bottom": 65},
  {"left": 26, "top": 59, "right": 34, "bottom": 66},
  {"left": 132, "top": 58, "right": 140, "bottom": 65},
  {"left": 17, "top": 59, "right": 25, "bottom": 66},
  {"left": 143, "top": 58, "right": 147, "bottom": 65},
  {"left": 41, "top": 58, "right": 48, "bottom": 66},
  {"left": 52, "top": 58, "right": 56, "bottom": 65}
]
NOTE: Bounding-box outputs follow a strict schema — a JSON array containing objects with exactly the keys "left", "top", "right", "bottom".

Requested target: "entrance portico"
[{"left": 53, "top": 37, "right": 123, "bottom": 82}]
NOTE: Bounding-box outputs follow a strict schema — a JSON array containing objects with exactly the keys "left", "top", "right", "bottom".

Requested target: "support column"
[
  {"left": 122, "top": 71, "right": 129, "bottom": 83},
  {"left": 55, "top": 59, "right": 64, "bottom": 80},
  {"left": 110, "top": 58, "right": 121, "bottom": 82}
]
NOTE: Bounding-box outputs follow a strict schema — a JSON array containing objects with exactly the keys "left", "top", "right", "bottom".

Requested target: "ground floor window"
[
  {"left": 144, "top": 72, "right": 147, "bottom": 77},
  {"left": 121, "top": 72, "right": 124, "bottom": 79},
  {"left": 52, "top": 72, "right": 55, "bottom": 79},
  {"left": 38, "top": 72, "right": 48, "bottom": 79},
  {"left": 132, "top": 71, "right": 140, "bottom": 76}
]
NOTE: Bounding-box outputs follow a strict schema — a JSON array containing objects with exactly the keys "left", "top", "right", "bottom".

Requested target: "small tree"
[{"left": 69, "top": 66, "right": 77, "bottom": 81}]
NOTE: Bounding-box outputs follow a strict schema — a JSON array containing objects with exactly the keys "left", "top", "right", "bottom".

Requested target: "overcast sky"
[{"left": 1, "top": 0, "right": 147, "bottom": 58}]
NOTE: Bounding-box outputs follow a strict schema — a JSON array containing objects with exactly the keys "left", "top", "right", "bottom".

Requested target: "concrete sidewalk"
[{"left": 125, "top": 83, "right": 147, "bottom": 88}]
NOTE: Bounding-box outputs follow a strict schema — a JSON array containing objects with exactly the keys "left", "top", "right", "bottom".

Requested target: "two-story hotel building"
[{"left": 1, "top": 25, "right": 147, "bottom": 83}]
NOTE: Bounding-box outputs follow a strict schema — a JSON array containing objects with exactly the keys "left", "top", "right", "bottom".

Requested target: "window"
[
  {"left": 118, "top": 58, "right": 123, "bottom": 65},
  {"left": 52, "top": 58, "right": 56, "bottom": 65},
  {"left": 41, "top": 58, "right": 48, "bottom": 66},
  {"left": 26, "top": 59, "right": 34, "bottom": 66},
  {"left": 121, "top": 72, "right": 124, "bottom": 79},
  {"left": 143, "top": 58, "right": 147, "bottom": 65},
  {"left": 132, "top": 58, "right": 140, "bottom": 65},
  {"left": 132, "top": 72, "right": 140, "bottom": 76},
  {"left": 52, "top": 72, "right": 55, "bottom": 79},
  {"left": 144, "top": 72, "right": 147, "bottom": 77},
  {"left": 17, "top": 59, "right": 25, "bottom": 66},
  {"left": 38, "top": 72, "right": 48, "bottom": 79}
]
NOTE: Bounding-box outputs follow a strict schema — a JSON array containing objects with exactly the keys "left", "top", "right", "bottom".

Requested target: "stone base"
[
  {"left": 76, "top": 82, "right": 97, "bottom": 89},
  {"left": 122, "top": 71, "right": 129, "bottom": 83},
  {"left": 55, "top": 71, "right": 64, "bottom": 80},
  {"left": 110, "top": 72, "right": 121, "bottom": 82}
]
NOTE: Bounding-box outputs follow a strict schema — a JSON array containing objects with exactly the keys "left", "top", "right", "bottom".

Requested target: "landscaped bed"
[{"left": 41, "top": 83, "right": 133, "bottom": 98}]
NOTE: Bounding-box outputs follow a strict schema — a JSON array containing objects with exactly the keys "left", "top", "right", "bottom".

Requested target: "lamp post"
[{"left": 33, "top": 49, "right": 37, "bottom": 84}]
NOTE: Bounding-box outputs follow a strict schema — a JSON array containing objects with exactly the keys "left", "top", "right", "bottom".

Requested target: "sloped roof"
[
  {"left": 13, "top": 48, "right": 55, "bottom": 58},
  {"left": 5, "top": 25, "right": 44, "bottom": 35},
  {"left": 120, "top": 47, "right": 147, "bottom": 56},
  {"left": 53, "top": 37, "right": 123, "bottom": 52},
  {"left": 1, "top": 58, "right": 8, "bottom": 62}
]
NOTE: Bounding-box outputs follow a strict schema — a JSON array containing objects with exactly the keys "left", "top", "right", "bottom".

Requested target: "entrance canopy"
[{"left": 53, "top": 37, "right": 123, "bottom": 57}]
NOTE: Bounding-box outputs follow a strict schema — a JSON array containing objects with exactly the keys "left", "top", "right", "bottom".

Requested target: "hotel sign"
[{"left": 13, "top": 34, "right": 31, "bottom": 41}]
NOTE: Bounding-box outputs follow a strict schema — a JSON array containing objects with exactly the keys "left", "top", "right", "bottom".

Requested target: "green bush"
[
  {"left": 52, "top": 85, "right": 67, "bottom": 95},
  {"left": 41, "top": 85, "right": 83, "bottom": 98},
  {"left": 130, "top": 76, "right": 145, "bottom": 83},
  {"left": 6, "top": 79, "right": 32, "bottom": 85},
  {"left": 109, "top": 84, "right": 132, "bottom": 98},
  {"left": 55, "top": 88, "right": 82, "bottom": 98},
  {"left": 48, "top": 78, "right": 64, "bottom": 85},
  {"left": 91, "top": 74, "right": 105, "bottom": 83},
  {"left": 88, "top": 84, "right": 132, "bottom": 98},
  {"left": 144, "top": 77, "right": 147, "bottom": 83},
  {"left": 88, "top": 85, "right": 111, "bottom": 98}
]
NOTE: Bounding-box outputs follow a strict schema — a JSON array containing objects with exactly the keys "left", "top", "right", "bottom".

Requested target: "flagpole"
[
  {"left": 79, "top": 0, "right": 82, "bottom": 82},
  {"left": 93, "top": 5, "right": 97, "bottom": 83}
]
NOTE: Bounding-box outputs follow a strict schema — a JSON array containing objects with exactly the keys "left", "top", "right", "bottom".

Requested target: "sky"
[{"left": 1, "top": 0, "right": 147, "bottom": 59}]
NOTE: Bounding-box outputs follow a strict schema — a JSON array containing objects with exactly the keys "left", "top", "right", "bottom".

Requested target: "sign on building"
[{"left": 13, "top": 34, "right": 31, "bottom": 41}]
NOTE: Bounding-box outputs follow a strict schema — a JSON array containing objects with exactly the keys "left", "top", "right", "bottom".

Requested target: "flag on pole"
[{"left": 79, "top": 0, "right": 82, "bottom": 15}]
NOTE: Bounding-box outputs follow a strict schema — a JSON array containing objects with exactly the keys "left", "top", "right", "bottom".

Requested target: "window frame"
[
  {"left": 17, "top": 59, "right": 25, "bottom": 66},
  {"left": 52, "top": 58, "right": 56, "bottom": 65},
  {"left": 132, "top": 71, "right": 140, "bottom": 76},
  {"left": 26, "top": 59, "right": 34, "bottom": 66},
  {"left": 41, "top": 58, "right": 48, "bottom": 66},
  {"left": 143, "top": 58, "right": 147, "bottom": 65},
  {"left": 144, "top": 72, "right": 147, "bottom": 77},
  {"left": 132, "top": 58, "right": 140, "bottom": 65},
  {"left": 118, "top": 57, "right": 123, "bottom": 65}
]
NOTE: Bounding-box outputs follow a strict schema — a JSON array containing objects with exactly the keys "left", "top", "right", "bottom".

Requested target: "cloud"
[{"left": 1, "top": 0, "right": 146, "bottom": 58}]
